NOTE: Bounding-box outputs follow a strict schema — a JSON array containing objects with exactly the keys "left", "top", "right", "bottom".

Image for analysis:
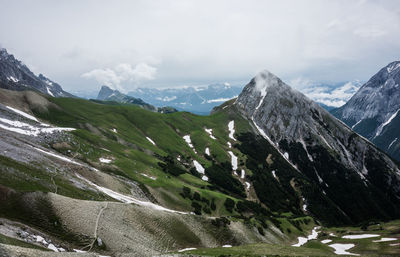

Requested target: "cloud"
[
  {"left": 82, "top": 63, "right": 157, "bottom": 90},
  {"left": 289, "top": 78, "right": 362, "bottom": 107},
  {"left": 1, "top": 0, "right": 400, "bottom": 91}
]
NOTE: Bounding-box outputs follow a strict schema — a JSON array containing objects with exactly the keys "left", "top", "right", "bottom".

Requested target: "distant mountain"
[
  {"left": 97, "top": 85, "right": 177, "bottom": 113},
  {"left": 332, "top": 61, "right": 400, "bottom": 161},
  {"left": 128, "top": 83, "right": 242, "bottom": 114},
  {"left": 0, "top": 48, "right": 73, "bottom": 97}
]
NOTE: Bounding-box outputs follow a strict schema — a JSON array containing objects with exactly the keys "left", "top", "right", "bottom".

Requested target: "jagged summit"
[{"left": 0, "top": 48, "right": 73, "bottom": 97}]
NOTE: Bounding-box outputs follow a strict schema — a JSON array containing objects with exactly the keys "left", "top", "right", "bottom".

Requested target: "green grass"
[
  {"left": 178, "top": 242, "right": 335, "bottom": 256},
  {"left": 30, "top": 97, "right": 254, "bottom": 215}
]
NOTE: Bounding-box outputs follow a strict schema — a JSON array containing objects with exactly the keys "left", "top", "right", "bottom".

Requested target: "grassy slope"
[
  {"left": 181, "top": 219, "right": 400, "bottom": 256},
  {"left": 31, "top": 98, "right": 249, "bottom": 214}
]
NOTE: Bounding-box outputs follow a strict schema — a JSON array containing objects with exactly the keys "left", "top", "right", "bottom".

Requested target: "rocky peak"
[{"left": 97, "top": 85, "right": 115, "bottom": 100}]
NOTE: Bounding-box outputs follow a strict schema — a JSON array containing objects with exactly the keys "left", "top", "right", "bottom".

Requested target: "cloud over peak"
[{"left": 82, "top": 63, "right": 157, "bottom": 90}]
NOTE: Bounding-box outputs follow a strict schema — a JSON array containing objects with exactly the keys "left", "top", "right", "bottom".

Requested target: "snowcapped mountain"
[
  {"left": 332, "top": 61, "right": 400, "bottom": 161},
  {"left": 128, "top": 83, "right": 242, "bottom": 114},
  {"left": 0, "top": 48, "right": 73, "bottom": 97},
  {"left": 234, "top": 70, "right": 400, "bottom": 224}
]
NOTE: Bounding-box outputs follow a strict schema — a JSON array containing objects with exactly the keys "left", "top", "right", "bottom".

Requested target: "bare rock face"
[
  {"left": 0, "top": 48, "right": 73, "bottom": 97},
  {"left": 235, "top": 70, "right": 400, "bottom": 223},
  {"left": 332, "top": 61, "right": 400, "bottom": 161}
]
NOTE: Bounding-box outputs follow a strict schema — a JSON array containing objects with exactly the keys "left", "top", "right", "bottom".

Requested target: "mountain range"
[
  {"left": 128, "top": 83, "right": 242, "bottom": 115},
  {"left": 0, "top": 48, "right": 399, "bottom": 256}
]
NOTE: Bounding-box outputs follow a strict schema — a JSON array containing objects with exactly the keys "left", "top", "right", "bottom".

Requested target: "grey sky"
[{"left": 1, "top": 0, "right": 399, "bottom": 92}]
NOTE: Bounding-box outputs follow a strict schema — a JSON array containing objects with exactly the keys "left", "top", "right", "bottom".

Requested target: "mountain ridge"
[
  {"left": 0, "top": 48, "right": 74, "bottom": 98},
  {"left": 332, "top": 60, "right": 400, "bottom": 161}
]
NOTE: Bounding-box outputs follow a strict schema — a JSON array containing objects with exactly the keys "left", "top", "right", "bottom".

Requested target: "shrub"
[
  {"left": 224, "top": 198, "right": 235, "bottom": 213},
  {"left": 193, "top": 192, "right": 201, "bottom": 201},
  {"left": 191, "top": 201, "right": 202, "bottom": 215}
]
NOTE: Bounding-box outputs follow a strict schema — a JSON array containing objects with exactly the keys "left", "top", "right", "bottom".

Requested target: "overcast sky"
[{"left": 1, "top": 0, "right": 400, "bottom": 93}]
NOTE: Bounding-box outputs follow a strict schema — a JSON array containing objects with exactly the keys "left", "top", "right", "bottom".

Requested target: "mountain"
[
  {"left": 0, "top": 48, "right": 73, "bottom": 97},
  {"left": 235, "top": 70, "right": 400, "bottom": 224},
  {"left": 96, "top": 85, "right": 178, "bottom": 113},
  {"left": 0, "top": 70, "right": 400, "bottom": 256},
  {"left": 128, "top": 83, "right": 242, "bottom": 115},
  {"left": 97, "top": 85, "right": 157, "bottom": 111},
  {"left": 331, "top": 61, "right": 400, "bottom": 161}
]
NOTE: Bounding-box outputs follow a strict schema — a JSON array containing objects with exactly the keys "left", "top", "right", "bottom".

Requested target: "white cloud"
[
  {"left": 81, "top": 63, "right": 157, "bottom": 90},
  {"left": 0, "top": 0, "right": 399, "bottom": 91},
  {"left": 289, "top": 79, "right": 362, "bottom": 107}
]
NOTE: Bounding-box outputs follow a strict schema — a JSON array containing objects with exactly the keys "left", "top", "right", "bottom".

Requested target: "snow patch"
[
  {"left": 328, "top": 243, "right": 359, "bottom": 255},
  {"left": 228, "top": 120, "right": 236, "bottom": 141},
  {"left": 183, "top": 135, "right": 196, "bottom": 153},
  {"left": 46, "top": 87, "right": 54, "bottom": 97},
  {"left": 112, "top": 128, "right": 117, "bottom": 133},
  {"left": 201, "top": 175, "right": 209, "bottom": 181},
  {"left": 351, "top": 119, "right": 362, "bottom": 129},
  {"left": 6, "top": 106, "right": 39, "bottom": 122},
  {"left": 33, "top": 147, "right": 82, "bottom": 166},
  {"left": 228, "top": 151, "right": 238, "bottom": 170},
  {"left": 272, "top": 170, "right": 277, "bottom": 180},
  {"left": 47, "top": 244, "right": 59, "bottom": 252},
  {"left": 292, "top": 227, "right": 320, "bottom": 247},
  {"left": 0, "top": 117, "right": 75, "bottom": 137},
  {"left": 302, "top": 201, "right": 307, "bottom": 212},
  {"left": 375, "top": 109, "right": 400, "bottom": 137},
  {"left": 193, "top": 160, "right": 205, "bottom": 174},
  {"left": 76, "top": 174, "right": 187, "bottom": 214},
  {"left": 387, "top": 62, "right": 400, "bottom": 73},
  {"left": 283, "top": 152, "right": 289, "bottom": 159},
  {"left": 205, "top": 147, "right": 210, "bottom": 156},
  {"left": 7, "top": 76, "right": 19, "bottom": 82},
  {"left": 222, "top": 245, "right": 232, "bottom": 248},
  {"left": 146, "top": 136, "right": 156, "bottom": 146},
  {"left": 245, "top": 182, "right": 251, "bottom": 190},
  {"left": 388, "top": 138, "right": 398, "bottom": 149},
  {"left": 240, "top": 169, "right": 245, "bottom": 179},
  {"left": 321, "top": 239, "right": 332, "bottom": 244},
  {"left": 373, "top": 238, "right": 397, "bottom": 242},
  {"left": 178, "top": 248, "right": 197, "bottom": 252},
  {"left": 99, "top": 158, "right": 112, "bottom": 163},
  {"left": 342, "top": 234, "right": 380, "bottom": 239},
  {"left": 141, "top": 173, "right": 156, "bottom": 180},
  {"left": 204, "top": 128, "right": 216, "bottom": 139},
  {"left": 227, "top": 142, "right": 232, "bottom": 148}
]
